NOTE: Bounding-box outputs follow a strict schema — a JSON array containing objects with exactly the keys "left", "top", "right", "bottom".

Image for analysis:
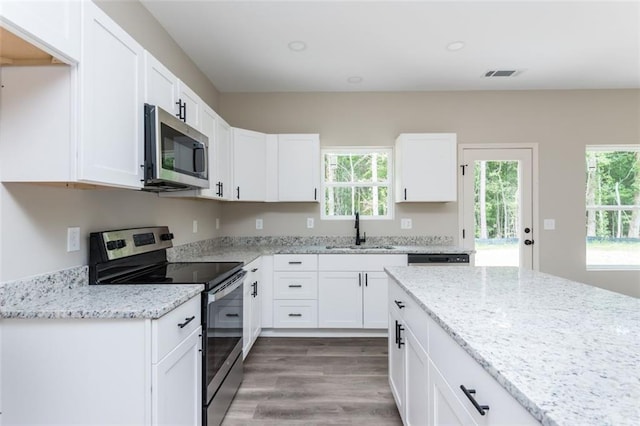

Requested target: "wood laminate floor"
[{"left": 222, "top": 337, "right": 402, "bottom": 426}]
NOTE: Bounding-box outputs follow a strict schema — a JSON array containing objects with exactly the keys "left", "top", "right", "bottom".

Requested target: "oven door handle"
[{"left": 207, "top": 270, "right": 247, "bottom": 302}]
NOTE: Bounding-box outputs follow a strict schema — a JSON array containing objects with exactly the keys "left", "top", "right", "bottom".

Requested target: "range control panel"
[{"left": 90, "top": 226, "right": 174, "bottom": 261}]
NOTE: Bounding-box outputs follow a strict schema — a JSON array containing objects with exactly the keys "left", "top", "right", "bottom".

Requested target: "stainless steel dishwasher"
[{"left": 407, "top": 253, "right": 470, "bottom": 265}]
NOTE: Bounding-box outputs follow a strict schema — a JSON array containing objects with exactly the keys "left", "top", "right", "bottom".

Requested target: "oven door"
[{"left": 204, "top": 271, "right": 246, "bottom": 405}]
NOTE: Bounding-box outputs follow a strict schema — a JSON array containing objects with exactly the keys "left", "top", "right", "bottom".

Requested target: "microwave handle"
[{"left": 193, "top": 146, "right": 206, "bottom": 173}]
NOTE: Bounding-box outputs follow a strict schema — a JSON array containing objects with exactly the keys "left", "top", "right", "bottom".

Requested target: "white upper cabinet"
[
  {"left": 143, "top": 51, "right": 179, "bottom": 114},
  {"left": 77, "top": 1, "right": 144, "bottom": 189},
  {"left": 395, "top": 133, "right": 457, "bottom": 202},
  {"left": 232, "top": 128, "right": 267, "bottom": 201},
  {"left": 0, "top": 1, "right": 144, "bottom": 189},
  {"left": 278, "top": 134, "right": 320, "bottom": 202},
  {"left": 177, "top": 80, "right": 203, "bottom": 131},
  {"left": 214, "top": 115, "right": 232, "bottom": 200},
  {"left": 0, "top": 0, "right": 81, "bottom": 63}
]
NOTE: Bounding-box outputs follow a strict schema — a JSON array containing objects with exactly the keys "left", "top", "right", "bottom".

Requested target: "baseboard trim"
[{"left": 258, "top": 328, "right": 387, "bottom": 338}]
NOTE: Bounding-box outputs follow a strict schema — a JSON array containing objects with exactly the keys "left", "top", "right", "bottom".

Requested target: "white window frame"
[
  {"left": 585, "top": 144, "right": 640, "bottom": 271},
  {"left": 321, "top": 147, "right": 394, "bottom": 220}
]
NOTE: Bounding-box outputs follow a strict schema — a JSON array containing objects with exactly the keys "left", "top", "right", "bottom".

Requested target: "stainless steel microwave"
[{"left": 143, "top": 103, "right": 209, "bottom": 191}]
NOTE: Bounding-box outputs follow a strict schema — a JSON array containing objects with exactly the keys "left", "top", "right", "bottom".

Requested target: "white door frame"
[{"left": 457, "top": 143, "right": 540, "bottom": 271}]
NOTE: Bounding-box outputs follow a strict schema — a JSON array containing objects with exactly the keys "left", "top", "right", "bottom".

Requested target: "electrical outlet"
[
  {"left": 401, "top": 218, "right": 412, "bottom": 229},
  {"left": 256, "top": 218, "right": 263, "bottom": 230},
  {"left": 67, "top": 227, "right": 80, "bottom": 252},
  {"left": 215, "top": 218, "right": 220, "bottom": 230},
  {"left": 193, "top": 220, "right": 198, "bottom": 233},
  {"left": 307, "top": 218, "right": 314, "bottom": 229}
]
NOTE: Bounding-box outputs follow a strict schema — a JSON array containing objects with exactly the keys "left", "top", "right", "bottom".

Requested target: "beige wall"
[
  {"left": 0, "top": 184, "right": 222, "bottom": 281},
  {"left": 218, "top": 90, "right": 640, "bottom": 297},
  {"left": 95, "top": 0, "right": 220, "bottom": 109}
]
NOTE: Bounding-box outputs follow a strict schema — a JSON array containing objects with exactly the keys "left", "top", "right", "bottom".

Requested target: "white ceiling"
[{"left": 141, "top": 1, "right": 640, "bottom": 93}]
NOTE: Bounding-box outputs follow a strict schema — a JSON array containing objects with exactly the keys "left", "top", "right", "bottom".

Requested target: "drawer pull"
[
  {"left": 288, "top": 261, "right": 302, "bottom": 265},
  {"left": 394, "top": 300, "right": 405, "bottom": 309},
  {"left": 460, "top": 385, "right": 490, "bottom": 416},
  {"left": 251, "top": 268, "right": 258, "bottom": 272},
  {"left": 225, "top": 313, "right": 239, "bottom": 317},
  {"left": 288, "top": 284, "right": 302, "bottom": 288},
  {"left": 288, "top": 313, "right": 302, "bottom": 317},
  {"left": 177, "top": 316, "right": 196, "bottom": 329}
]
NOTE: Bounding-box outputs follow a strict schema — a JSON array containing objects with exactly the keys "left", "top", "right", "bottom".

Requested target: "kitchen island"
[{"left": 385, "top": 266, "right": 640, "bottom": 426}]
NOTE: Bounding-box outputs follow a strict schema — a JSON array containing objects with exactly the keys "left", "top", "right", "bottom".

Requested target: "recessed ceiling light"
[
  {"left": 446, "top": 41, "right": 465, "bottom": 51},
  {"left": 347, "top": 76, "right": 363, "bottom": 84},
  {"left": 288, "top": 41, "right": 307, "bottom": 52}
]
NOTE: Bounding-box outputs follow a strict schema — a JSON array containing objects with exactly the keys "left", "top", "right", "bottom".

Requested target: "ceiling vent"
[{"left": 484, "top": 70, "right": 521, "bottom": 77}]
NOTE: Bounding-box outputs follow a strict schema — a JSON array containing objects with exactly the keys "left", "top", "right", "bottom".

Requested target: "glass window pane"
[
  {"left": 324, "top": 152, "right": 389, "bottom": 183},
  {"left": 585, "top": 147, "right": 640, "bottom": 268},
  {"left": 324, "top": 186, "right": 389, "bottom": 217}
]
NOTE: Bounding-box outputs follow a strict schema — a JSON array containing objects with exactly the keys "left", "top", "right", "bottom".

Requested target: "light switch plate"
[
  {"left": 193, "top": 220, "right": 198, "bottom": 233},
  {"left": 401, "top": 218, "right": 412, "bottom": 229},
  {"left": 67, "top": 227, "right": 80, "bottom": 252},
  {"left": 256, "top": 218, "right": 263, "bottom": 230},
  {"left": 307, "top": 218, "right": 314, "bottom": 229},
  {"left": 544, "top": 219, "right": 556, "bottom": 230},
  {"left": 215, "top": 218, "right": 220, "bottom": 230}
]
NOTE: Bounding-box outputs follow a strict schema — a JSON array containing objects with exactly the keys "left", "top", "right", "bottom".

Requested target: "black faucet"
[{"left": 354, "top": 212, "right": 366, "bottom": 245}]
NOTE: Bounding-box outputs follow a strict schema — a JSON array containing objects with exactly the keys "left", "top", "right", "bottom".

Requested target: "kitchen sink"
[{"left": 325, "top": 245, "right": 395, "bottom": 250}]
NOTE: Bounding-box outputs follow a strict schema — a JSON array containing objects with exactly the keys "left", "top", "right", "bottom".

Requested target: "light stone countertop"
[
  {"left": 1, "top": 284, "right": 203, "bottom": 319},
  {"left": 384, "top": 265, "right": 640, "bottom": 426},
  {"left": 1, "top": 242, "right": 468, "bottom": 320}
]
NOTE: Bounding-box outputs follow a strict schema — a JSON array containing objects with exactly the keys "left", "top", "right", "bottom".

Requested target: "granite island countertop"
[{"left": 384, "top": 265, "right": 640, "bottom": 426}]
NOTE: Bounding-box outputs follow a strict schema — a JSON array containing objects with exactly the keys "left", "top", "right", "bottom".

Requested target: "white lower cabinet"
[
  {"left": 272, "top": 254, "right": 319, "bottom": 328},
  {"left": 1, "top": 295, "right": 201, "bottom": 425},
  {"left": 152, "top": 327, "right": 202, "bottom": 425},
  {"left": 388, "top": 280, "right": 539, "bottom": 426},
  {"left": 318, "top": 254, "right": 407, "bottom": 329},
  {"left": 243, "top": 258, "right": 262, "bottom": 358}
]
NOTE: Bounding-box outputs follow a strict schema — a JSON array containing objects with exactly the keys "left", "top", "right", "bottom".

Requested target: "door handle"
[{"left": 524, "top": 239, "right": 534, "bottom": 246}]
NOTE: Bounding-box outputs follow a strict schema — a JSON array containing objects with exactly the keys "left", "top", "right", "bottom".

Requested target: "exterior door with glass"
[{"left": 461, "top": 147, "right": 535, "bottom": 269}]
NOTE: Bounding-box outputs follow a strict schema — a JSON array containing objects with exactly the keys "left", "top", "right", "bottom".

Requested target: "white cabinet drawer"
[
  {"left": 274, "top": 254, "right": 318, "bottom": 271},
  {"left": 389, "top": 280, "right": 428, "bottom": 349},
  {"left": 274, "top": 272, "right": 318, "bottom": 299},
  {"left": 319, "top": 254, "right": 407, "bottom": 271},
  {"left": 152, "top": 296, "right": 201, "bottom": 363},
  {"left": 427, "top": 315, "right": 538, "bottom": 425},
  {"left": 273, "top": 300, "right": 318, "bottom": 328}
]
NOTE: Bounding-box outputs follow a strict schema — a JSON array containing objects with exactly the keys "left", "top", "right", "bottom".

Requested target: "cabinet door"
[
  {"left": 362, "top": 271, "right": 388, "bottom": 329},
  {"left": 388, "top": 310, "right": 405, "bottom": 423},
  {"left": 214, "top": 116, "right": 232, "bottom": 200},
  {"left": 278, "top": 134, "right": 320, "bottom": 202},
  {"left": 242, "top": 274, "right": 253, "bottom": 358},
  {"left": 144, "top": 51, "right": 179, "bottom": 115},
  {"left": 78, "top": 2, "right": 144, "bottom": 189},
  {"left": 318, "top": 271, "right": 363, "bottom": 328},
  {"left": 1, "top": 0, "right": 80, "bottom": 62},
  {"left": 177, "top": 80, "right": 202, "bottom": 130},
  {"left": 198, "top": 105, "right": 218, "bottom": 199},
  {"left": 152, "top": 326, "right": 202, "bottom": 426},
  {"left": 428, "top": 359, "right": 477, "bottom": 426},
  {"left": 406, "top": 327, "right": 429, "bottom": 426},
  {"left": 395, "top": 133, "right": 457, "bottom": 202},
  {"left": 232, "top": 128, "right": 267, "bottom": 201}
]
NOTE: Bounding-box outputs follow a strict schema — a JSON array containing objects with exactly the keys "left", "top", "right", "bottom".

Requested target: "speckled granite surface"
[
  {"left": 385, "top": 266, "right": 640, "bottom": 426},
  {"left": 1, "top": 283, "right": 203, "bottom": 319},
  {"left": 0, "top": 265, "right": 203, "bottom": 319}
]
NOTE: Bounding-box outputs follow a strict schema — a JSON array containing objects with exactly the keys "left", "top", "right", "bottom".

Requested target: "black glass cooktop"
[{"left": 105, "top": 262, "right": 243, "bottom": 288}]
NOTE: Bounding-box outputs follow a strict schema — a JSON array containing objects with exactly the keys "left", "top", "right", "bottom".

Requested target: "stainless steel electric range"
[{"left": 89, "top": 226, "right": 245, "bottom": 426}]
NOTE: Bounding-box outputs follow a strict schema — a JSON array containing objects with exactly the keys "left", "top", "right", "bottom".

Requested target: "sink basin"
[{"left": 325, "top": 245, "right": 395, "bottom": 250}]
